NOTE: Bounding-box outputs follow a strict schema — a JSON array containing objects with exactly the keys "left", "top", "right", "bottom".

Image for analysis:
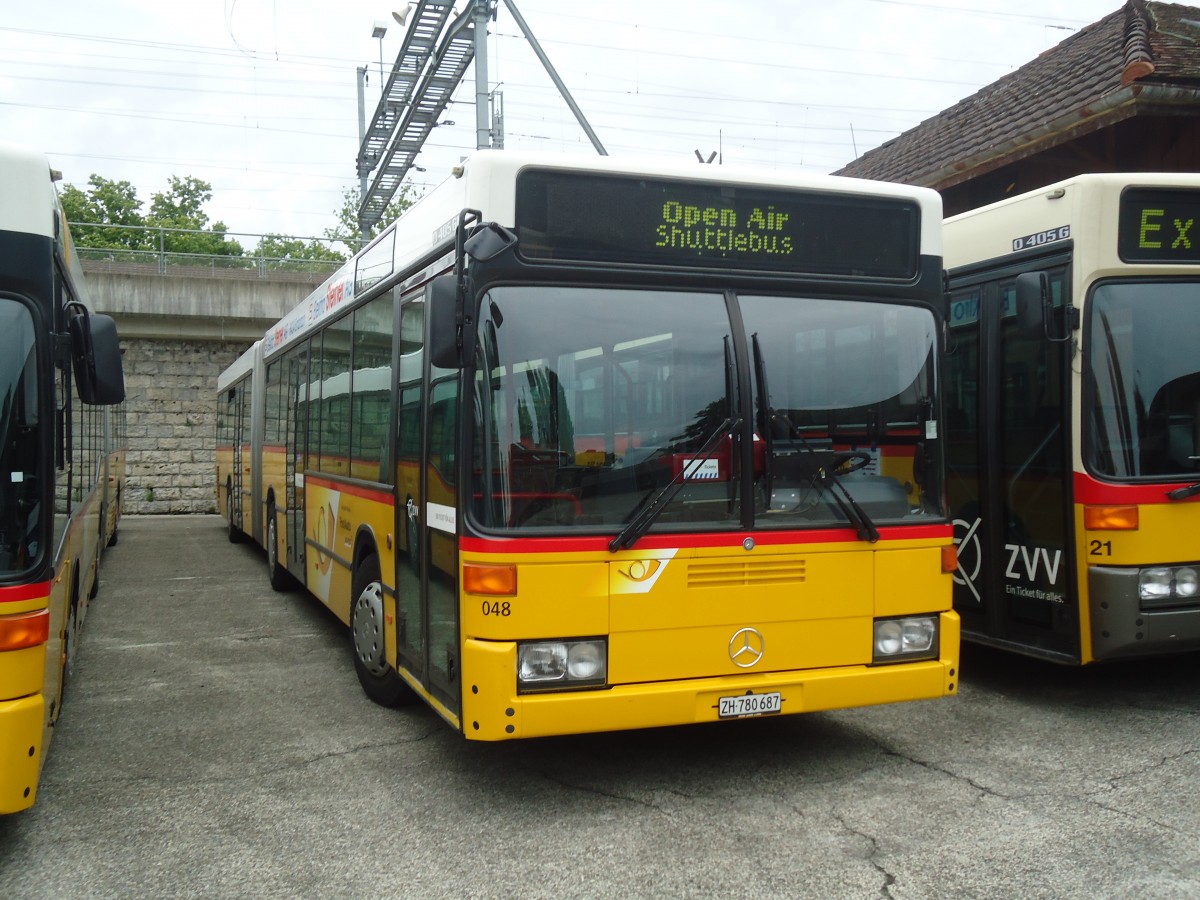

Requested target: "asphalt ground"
[{"left": 1, "top": 515, "right": 1198, "bottom": 899}]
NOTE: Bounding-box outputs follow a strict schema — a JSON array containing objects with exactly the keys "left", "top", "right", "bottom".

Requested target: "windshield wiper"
[
  {"left": 769, "top": 411, "right": 880, "bottom": 543},
  {"left": 752, "top": 336, "right": 878, "bottom": 543},
  {"left": 608, "top": 416, "right": 741, "bottom": 553},
  {"left": 811, "top": 452, "right": 881, "bottom": 543},
  {"left": 1167, "top": 481, "right": 1200, "bottom": 501}
]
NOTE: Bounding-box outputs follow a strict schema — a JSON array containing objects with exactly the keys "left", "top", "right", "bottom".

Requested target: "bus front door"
[
  {"left": 394, "top": 299, "right": 462, "bottom": 722},
  {"left": 947, "top": 265, "right": 1079, "bottom": 661}
]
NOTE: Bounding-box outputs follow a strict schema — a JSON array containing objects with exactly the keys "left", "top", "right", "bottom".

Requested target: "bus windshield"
[
  {"left": 470, "top": 286, "right": 943, "bottom": 532},
  {"left": 743, "top": 295, "right": 942, "bottom": 528},
  {"left": 1087, "top": 280, "right": 1200, "bottom": 480},
  {"left": 0, "top": 298, "right": 41, "bottom": 574}
]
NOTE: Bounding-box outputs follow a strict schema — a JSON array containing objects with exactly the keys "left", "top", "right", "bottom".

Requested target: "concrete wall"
[
  {"left": 90, "top": 265, "right": 320, "bottom": 343},
  {"left": 86, "top": 263, "right": 332, "bottom": 514}
]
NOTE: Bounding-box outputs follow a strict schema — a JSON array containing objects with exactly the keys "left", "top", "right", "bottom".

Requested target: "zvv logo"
[
  {"left": 953, "top": 516, "right": 1063, "bottom": 602},
  {"left": 1005, "top": 544, "right": 1062, "bottom": 584}
]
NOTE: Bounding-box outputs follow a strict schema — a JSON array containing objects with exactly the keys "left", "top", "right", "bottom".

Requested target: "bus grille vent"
[{"left": 687, "top": 559, "right": 807, "bottom": 588}]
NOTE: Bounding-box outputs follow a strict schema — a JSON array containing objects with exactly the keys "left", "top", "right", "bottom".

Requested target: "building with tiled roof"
[{"left": 836, "top": 1, "right": 1200, "bottom": 215}]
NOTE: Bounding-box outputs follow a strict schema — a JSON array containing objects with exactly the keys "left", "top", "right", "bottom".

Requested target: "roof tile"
[{"left": 835, "top": 2, "right": 1200, "bottom": 186}]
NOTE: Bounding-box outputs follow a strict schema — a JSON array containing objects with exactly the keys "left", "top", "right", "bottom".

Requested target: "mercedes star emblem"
[{"left": 728, "top": 627, "right": 765, "bottom": 667}]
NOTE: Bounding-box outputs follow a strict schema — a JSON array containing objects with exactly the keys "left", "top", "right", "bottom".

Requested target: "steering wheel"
[
  {"left": 829, "top": 451, "right": 873, "bottom": 475},
  {"left": 511, "top": 443, "right": 574, "bottom": 465}
]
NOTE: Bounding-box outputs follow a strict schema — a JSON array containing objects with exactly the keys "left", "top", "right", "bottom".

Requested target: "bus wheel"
[
  {"left": 89, "top": 522, "right": 100, "bottom": 599},
  {"left": 266, "top": 505, "right": 290, "bottom": 592},
  {"left": 107, "top": 487, "right": 121, "bottom": 547},
  {"left": 227, "top": 479, "right": 243, "bottom": 544},
  {"left": 59, "top": 586, "right": 80, "bottom": 718},
  {"left": 350, "top": 555, "right": 415, "bottom": 707}
]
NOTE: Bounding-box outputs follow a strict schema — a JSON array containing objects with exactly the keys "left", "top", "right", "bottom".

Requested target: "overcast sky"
[{"left": 0, "top": 0, "right": 1125, "bottom": 242}]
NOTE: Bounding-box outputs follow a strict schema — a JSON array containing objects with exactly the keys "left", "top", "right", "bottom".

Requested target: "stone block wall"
[
  {"left": 85, "top": 261, "right": 333, "bottom": 515},
  {"left": 121, "top": 338, "right": 251, "bottom": 515}
]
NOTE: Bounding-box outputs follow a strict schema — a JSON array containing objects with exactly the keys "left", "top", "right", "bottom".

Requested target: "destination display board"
[
  {"left": 514, "top": 169, "right": 920, "bottom": 278},
  {"left": 1119, "top": 188, "right": 1200, "bottom": 263}
]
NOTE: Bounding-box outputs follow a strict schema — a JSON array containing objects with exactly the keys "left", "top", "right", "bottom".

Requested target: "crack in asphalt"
[
  {"left": 1080, "top": 746, "right": 1199, "bottom": 833},
  {"left": 44, "top": 730, "right": 444, "bottom": 792},
  {"left": 873, "top": 735, "right": 1196, "bottom": 835},
  {"left": 533, "top": 772, "right": 681, "bottom": 811},
  {"left": 834, "top": 814, "right": 897, "bottom": 899},
  {"left": 878, "top": 745, "right": 1011, "bottom": 801}
]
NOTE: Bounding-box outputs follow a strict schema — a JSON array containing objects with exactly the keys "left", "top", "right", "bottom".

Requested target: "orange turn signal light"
[
  {"left": 941, "top": 544, "right": 959, "bottom": 573},
  {"left": 0, "top": 609, "right": 50, "bottom": 652},
  {"left": 463, "top": 563, "right": 517, "bottom": 596},
  {"left": 1084, "top": 505, "right": 1139, "bottom": 531}
]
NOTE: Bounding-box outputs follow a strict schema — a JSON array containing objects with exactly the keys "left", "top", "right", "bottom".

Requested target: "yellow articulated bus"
[
  {"left": 217, "top": 151, "right": 959, "bottom": 739},
  {"left": 0, "top": 141, "right": 126, "bottom": 813},
  {"left": 944, "top": 173, "right": 1200, "bottom": 664}
]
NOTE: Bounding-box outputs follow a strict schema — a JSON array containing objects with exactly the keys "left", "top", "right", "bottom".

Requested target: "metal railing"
[{"left": 68, "top": 222, "right": 346, "bottom": 281}]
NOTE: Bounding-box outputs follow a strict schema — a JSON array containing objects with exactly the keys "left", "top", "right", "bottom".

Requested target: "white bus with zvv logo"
[{"left": 945, "top": 173, "right": 1200, "bottom": 664}]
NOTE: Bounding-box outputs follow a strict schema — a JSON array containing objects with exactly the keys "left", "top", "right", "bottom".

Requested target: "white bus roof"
[
  {"left": 261, "top": 150, "right": 944, "bottom": 360},
  {"left": 0, "top": 141, "right": 61, "bottom": 239},
  {"left": 217, "top": 340, "right": 260, "bottom": 393},
  {"left": 944, "top": 172, "right": 1200, "bottom": 270}
]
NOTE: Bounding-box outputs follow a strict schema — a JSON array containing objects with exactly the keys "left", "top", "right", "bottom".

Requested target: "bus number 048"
[{"left": 482, "top": 600, "right": 511, "bottom": 616}]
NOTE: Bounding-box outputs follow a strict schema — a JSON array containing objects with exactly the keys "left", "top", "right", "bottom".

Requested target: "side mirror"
[
  {"left": 1014, "top": 271, "right": 1048, "bottom": 339},
  {"left": 464, "top": 222, "right": 517, "bottom": 263},
  {"left": 428, "top": 275, "right": 462, "bottom": 369},
  {"left": 69, "top": 310, "right": 125, "bottom": 405}
]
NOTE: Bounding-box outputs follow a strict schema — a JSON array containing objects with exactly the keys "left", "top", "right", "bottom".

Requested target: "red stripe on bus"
[
  {"left": 0, "top": 581, "right": 52, "bottom": 604},
  {"left": 1073, "top": 472, "right": 1200, "bottom": 505},
  {"left": 460, "top": 524, "right": 950, "bottom": 554},
  {"left": 303, "top": 475, "right": 396, "bottom": 505}
]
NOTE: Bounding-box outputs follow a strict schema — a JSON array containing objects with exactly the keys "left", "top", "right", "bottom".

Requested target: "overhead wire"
[{"left": 0, "top": 1, "right": 1107, "bottom": 232}]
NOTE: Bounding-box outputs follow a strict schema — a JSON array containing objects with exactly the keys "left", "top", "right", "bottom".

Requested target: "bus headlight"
[
  {"left": 1177, "top": 568, "right": 1199, "bottom": 598},
  {"left": 1139, "top": 567, "right": 1174, "bottom": 600},
  {"left": 873, "top": 616, "right": 938, "bottom": 663},
  {"left": 1139, "top": 565, "right": 1200, "bottom": 608},
  {"left": 518, "top": 639, "right": 607, "bottom": 691}
]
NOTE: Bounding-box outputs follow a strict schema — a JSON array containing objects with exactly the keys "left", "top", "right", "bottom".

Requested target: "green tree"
[
  {"left": 147, "top": 175, "right": 243, "bottom": 256},
  {"left": 253, "top": 234, "right": 346, "bottom": 267},
  {"left": 59, "top": 175, "right": 149, "bottom": 250},
  {"left": 325, "top": 184, "right": 417, "bottom": 254}
]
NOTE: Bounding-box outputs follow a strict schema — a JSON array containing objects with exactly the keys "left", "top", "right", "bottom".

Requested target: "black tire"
[
  {"left": 89, "top": 519, "right": 101, "bottom": 600},
  {"left": 266, "top": 505, "right": 291, "bottom": 592},
  {"left": 350, "top": 554, "right": 416, "bottom": 707},
  {"left": 58, "top": 586, "right": 80, "bottom": 721},
  {"left": 107, "top": 489, "right": 121, "bottom": 547}
]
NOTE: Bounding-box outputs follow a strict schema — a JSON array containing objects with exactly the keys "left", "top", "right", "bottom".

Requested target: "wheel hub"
[{"left": 352, "top": 581, "right": 387, "bottom": 676}]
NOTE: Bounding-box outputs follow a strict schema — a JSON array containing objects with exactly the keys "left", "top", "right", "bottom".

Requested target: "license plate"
[{"left": 718, "top": 691, "right": 782, "bottom": 718}]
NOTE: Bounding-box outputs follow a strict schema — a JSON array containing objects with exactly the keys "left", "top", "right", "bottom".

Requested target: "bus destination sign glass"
[
  {"left": 1119, "top": 188, "right": 1200, "bottom": 263},
  {"left": 514, "top": 170, "right": 920, "bottom": 278}
]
